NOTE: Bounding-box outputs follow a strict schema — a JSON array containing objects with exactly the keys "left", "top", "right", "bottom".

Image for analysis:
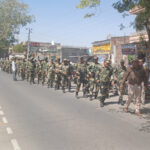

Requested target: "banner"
[{"left": 93, "top": 43, "right": 111, "bottom": 54}]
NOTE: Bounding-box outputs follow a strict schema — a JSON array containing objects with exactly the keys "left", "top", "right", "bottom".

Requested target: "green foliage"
[
  {"left": 113, "top": 0, "right": 150, "bottom": 47},
  {"left": 0, "top": 0, "right": 34, "bottom": 55},
  {"left": 13, "top": 43, "right": 26, "bottom": 53},
  {"left": 76, "top": 0, "right": 100, "bottom": 18}
]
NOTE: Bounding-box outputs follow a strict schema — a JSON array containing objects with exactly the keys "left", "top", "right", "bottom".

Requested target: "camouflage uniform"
[
  {"left": 29, "top": 58, "right": 36, "bottom": 84},
  {"left": 88, "top": 57, "right": 101, "bottom": 100},
  {"left": 25, "top": 60, "right": 30, "bottom": 81},
  {"left": 54, "top": 59, "right": 62, "bottom": 90},
  {"left": 20, "top": 59, "right": 26, "bottom": 80},
  {"left": 61, "top": 59, "right": 68, "bottom": 93},
  {"left": 36, "top": 60, "right": 42, "bottom": 84},
  {"left": 75, "top": 58, "right": 88, "bottom": 98},
  {"left": 67, "top": 60, "right": 74, "bottom": 92},
  {"left": 47, "top": 59, "right": 55, "bottom": 88},
  {"left": 99, "top": 60, "right": 112, "bottom": 107},
  {"left": 113, "top": 60, "right": 126, "bottom": 105},
  {"left": 41, "top": 60, "right": 48, "bottom": 86}
]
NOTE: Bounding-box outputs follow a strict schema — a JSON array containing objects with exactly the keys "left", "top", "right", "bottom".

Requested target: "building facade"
[
  {"left": 60, "top": 46, "right": 90, "bottom": 63},
  {"left": 92, "top": 36, "right": 129, "bottom": 64}
]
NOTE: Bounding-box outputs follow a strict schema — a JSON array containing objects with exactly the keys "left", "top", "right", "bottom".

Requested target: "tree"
[
  {"left": 77, "top": 0, "right": 150, "bottom": 49},
  {"left": 76, "top": 0, "right": 100, "bottom": 18},
  {"left": 13, "top": 43, "right": 26, "bottom": 53},
  {"left": 0, "top": 0, "right": 34, "bottom": 57},
  {"left": 113, "top": 0, "right": 150, "bottom": 49}
]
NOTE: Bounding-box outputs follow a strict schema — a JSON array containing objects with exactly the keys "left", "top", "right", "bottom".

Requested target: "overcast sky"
[{"left": 18, "top": 0, "right": 136, "bottom": 47}]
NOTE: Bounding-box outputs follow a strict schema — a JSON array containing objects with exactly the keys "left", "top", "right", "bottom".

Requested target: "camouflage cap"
[{"left": 120, "top": 59, "right": 124, "bottom": 63}]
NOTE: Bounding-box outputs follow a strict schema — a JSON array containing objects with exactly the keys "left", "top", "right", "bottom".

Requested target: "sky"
[{"left": 18, "top": 0, "right": 136, "bottom": 47}]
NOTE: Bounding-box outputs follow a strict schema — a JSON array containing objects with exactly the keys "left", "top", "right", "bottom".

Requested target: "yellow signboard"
[{"left": 92, "top": 43, "right": 111, "bottom": 54}]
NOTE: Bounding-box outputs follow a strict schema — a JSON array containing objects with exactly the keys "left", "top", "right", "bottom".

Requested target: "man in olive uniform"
[
  {"left": 41, "top": 59, "right": 48, "bottom": 86},
  {"left": 75, "top": 57, "right": 88, "bottom": 98},
  {"left": 67, "top": 60, "right": 74, "bottom": 92},
  {"left": 20, "top": 59, "right": 26, "bottom": 80},
  {"left": 54, "top": 58, "right": 62, "bottom": 90},
  {"left": 113, "top": 59, "right": 126, "bottom": 105},
  {"left": 99, "top": 59, "right": 112, "bottom": 107},
  {"left": 88, "top": 56, "right": 101, "bottom": 100},
  {"left": 29, "top": 58, "right": 36, "bottom": 84},
  {"left": 25, "top": 59, "right": 30, "bottom": 81},
  {"left": 107, "top": 59, "right": 113, "bottom": 98},
  {"left": 61, "top": 59, "right": 69, "bottom": 93},
  {"left": 47, "top": 58, "right": 55, "bottom": 88},
  {"left": 36, "top": 59, "right": 42, "bottom": 84}
]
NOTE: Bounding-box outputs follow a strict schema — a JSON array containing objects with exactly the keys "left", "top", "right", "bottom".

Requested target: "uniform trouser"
[
  {"left": 76, "top": 78, "right": 86, "bottom": 93},
  {"left": 89, "top": 78, "right": 99, "bottom": 96},
  {"left": 125, "top": 84, "right": 142, "bottom": 113},
  {"left": 141, "top": 82, "right": 145, "bottom": 104},
  {"left": 89, "top": 78, "right": 94, "bottom": 95},
  {"left": 37, "top": 72, "right": 41, "bottom": 83},
  {"left": 100, "top": 82, "right": 109, "bottom": 102},
  {"left": 47, "top": 72, "right": 55, "bottom": 86},
  {"left": 30, "top": 71, "right": 35, "bottom": 83},
  {"left": 62, "top": 75, "right": 67, "bottom": 88},
  {"left": 41, "top": 71, "right": 46, "bottom": 84},
  {"left": 55, "top": 73, "right": 61, "bottom": 88}
]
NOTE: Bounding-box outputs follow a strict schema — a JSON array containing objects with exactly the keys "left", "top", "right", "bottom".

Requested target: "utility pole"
[{"left": 27, "top": 28, "right": 31, "bottom": 60}]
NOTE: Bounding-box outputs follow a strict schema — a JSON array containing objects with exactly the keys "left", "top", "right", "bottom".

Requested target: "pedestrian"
[
  {"left": 120, "top": 58, "right": 147, "bottom": 116},
  {"left": 12, "top": 57, "right": 17, "bottom": 81}
]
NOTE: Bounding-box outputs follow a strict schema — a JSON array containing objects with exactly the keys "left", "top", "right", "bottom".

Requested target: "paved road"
[{"left": 0, "top": 71, "right": 150, "bottom": 150}]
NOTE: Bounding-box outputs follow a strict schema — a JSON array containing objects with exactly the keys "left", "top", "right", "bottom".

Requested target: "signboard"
[
  {"left": 30, "top": 42, "right": 40, "bottom": 47},
  {"left": 121, "top": 43, "right": 136, "bottom": 55},
  {"left": 93, "top": 43, "right": 111, "bottom": 55}
]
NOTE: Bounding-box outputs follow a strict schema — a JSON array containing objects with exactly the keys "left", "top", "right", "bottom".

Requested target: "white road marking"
[
  {"left": 0, "top": 110, "right": 4, "bottom": 115},
  {"left": 6, "top": 127, "right": 13, "bottom": 134},
  {"left": 11, "top": 139, "right": 21, "bottom": 150},
  {"left": 2, "top": 117, "right": 8, "bottom": 124}
]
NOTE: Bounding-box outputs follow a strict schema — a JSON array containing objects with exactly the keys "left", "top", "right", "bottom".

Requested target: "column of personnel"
[{"left": 0, "top": 56, "right": 149, "bottom": 116}]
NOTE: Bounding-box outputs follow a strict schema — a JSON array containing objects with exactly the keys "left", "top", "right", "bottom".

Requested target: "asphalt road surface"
[{"left": 0, "top": 71, "right": 150, "bottom": 150}]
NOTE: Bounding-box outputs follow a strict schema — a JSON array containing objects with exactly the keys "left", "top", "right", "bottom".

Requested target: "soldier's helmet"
[{"left": 120, "top": 59, "right": 124, "bottom": 63}]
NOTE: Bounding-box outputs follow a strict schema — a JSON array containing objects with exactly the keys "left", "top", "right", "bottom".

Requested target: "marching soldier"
[
  {"left": 41, "top": 59, "right": 48, "bottom": 86},
  {"left": 75, "top": 57, "right": 88, "bottom": 98},
  {"left": 88, "top": 56, "right": 101, "bottom": 100},
  {"left": 98, "top": 59, "right": 112, "bottom": 107},
  {"left": 61, "top": 59, "right": 69, "bottom": 93},
  {"left": 54, "top": 58, "right": 62, "bottom": 90},
  {"left": 36, "top": 59, "right": 42, "bottom": 84},
  {"left": 113, "top": 59, "right": 126, "bottom": 105},
  {"left": 47, "top": 58, "right": 55, "bottom": 88},
  {"left": 29, "top": 58, "right": 36, "bottom": 84}
]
